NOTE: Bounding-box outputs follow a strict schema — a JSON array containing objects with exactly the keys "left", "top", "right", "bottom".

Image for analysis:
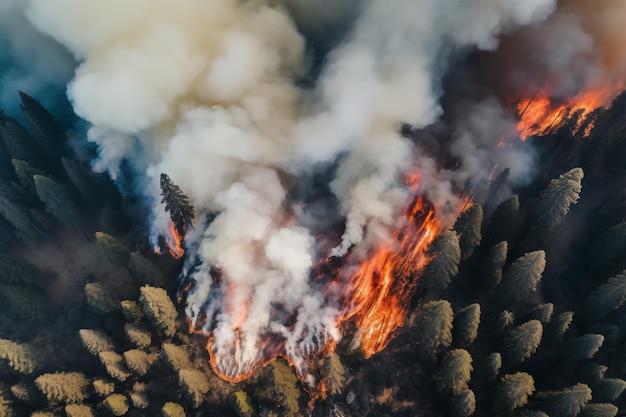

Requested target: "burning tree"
[{"left": 160, "top": 173, "right": 194, "bottom": 236}]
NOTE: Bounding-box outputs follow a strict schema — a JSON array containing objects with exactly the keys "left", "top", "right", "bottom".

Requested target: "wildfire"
[
  {"left": 516, "top": 86, "right": 621, "bottom": 139},
  {"left": 165, "top": 222, "right": 185, "bottom": 259}
]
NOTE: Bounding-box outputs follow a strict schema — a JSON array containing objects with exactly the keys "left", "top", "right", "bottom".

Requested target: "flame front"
[{"left": 165, "top": 222, "right": 185, "bottom": 259}]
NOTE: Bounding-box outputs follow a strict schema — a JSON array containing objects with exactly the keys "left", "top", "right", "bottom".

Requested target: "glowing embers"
[
  {"left": 339, "top": 197, "right": 441, "bottom": 358},
  {"left": 164, "top": 222, "right": 185, "bottom": 259},
  {"left": 516, "top": 87, "right": 620, "bottom": 139}
]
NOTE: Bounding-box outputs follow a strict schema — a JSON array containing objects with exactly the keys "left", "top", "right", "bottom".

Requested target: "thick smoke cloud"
[{"left": 23, "top": 0, "right": 560, "bottom": 381}]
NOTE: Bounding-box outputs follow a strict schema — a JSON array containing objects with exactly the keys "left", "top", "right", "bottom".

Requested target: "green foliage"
[
  {"left": 0, "top": 182, "right": 49, "bottom": 246},
  {"left": 496, "top": 251, "right": 546, "bottom": 306},
  {"left": 61, "top": 157, "right": 98, "bottom": 206},
  {"left": 11, "top": 159, "right": 43, "bottom": 196},
  {"left": 0, "top": 339, "right": 45, "bottom": 374},
  {"left": 485, "top": 167, "right": 511, "bottom": 209},
  {"left": 256, "top": 360, "right": 300, "bottom": 417},
  {"left": 0, "top": 117, "right": 43, "bottom": 167},
  {"left": 433, "top": 349, "right": 473, "bottom": 394},
  {"left": 161, "top": 402, "right": 186, "bottom": 417},
  {"left": 229, "top": 391, "right": 253, "bottom": 417},
  {"left": 448, "top": 389, "right": 476, "bottom": 417},
  {"left": 33, "top": 175, "right": 80, "bottom": 226},
  {"left": 486, "top": 352, "right": 502, "bottom": 379},
  {"left": 579, "top": 363, "right": 608, "bottom": 384},
  {"left": 120, "top": 300, "right": 143, "bottom": 322},
  {"left": 160, "top": 173, "right": 195, "bottom": 235},
  {"left": 139, "top": 285, "right": 178, "bottom": 337},
  {"left": 414, "top": 300, "right": 454, "bottom": 360},
  {"left": 129, "top": 251, "right": 164, "bottom": 286},
  {"left": 123, "top": 349, "right": 155, "bottom": 376},
  {"left": 34, "top": 372, "right": 89, "bottom": 404},
  {"left": 536, "top": 383, "right": 592, "bottom": 417},
  {"left": 0, "top": 284, "right": 50, "bottom": 319},
  {"left": 546, "top": 311, "right": 574, "bottom": 344},
  {"left": 453, "top": 203, "right": 483, "bottom": 261},
  {"left": 494, "top": 372, "right": 535, "bottom": 411},
  {"left": 178, "top": 369, "right": 210, "bottom": 408},
  {"left": 583, "top": 272, "right": 626, "bottom": 321},
  {"left": 504, "top": 320, "right": 543, "bottom": 364},
  {"left": 162, "top": 343, "right": 192, "bottom": 372},
  {"left": 591, "top": 378, "right": 626, "bottom": 402},
  {"left": 420, "top": 231, "right": 461, "bottom": 293},
  {"left": 0, "top": 386, "right": 12, "bottom": 417},
  {"left": 95, "top": 232, "right": 130, "bottom": 267},
  {"left": 64, "top": 404, "right": 93, "bottom": 417},
  {"left": 84, "top": 282, "right": 120, "bottom": 314},
  {"left": 453, "top": 304, "right": 481, "bottom": 346},
  {"left": 0, "top": 255, "right": 50, "bottom": 288},
  {"left": 579, "top": 403, "right": 618, "bottom": 417},
  {"left": 124, "top": 323, "right": 152, "bottom": 348},
  {"left": 98, "top": 351, "right": 131, "bottom": 382},
  {"left": 103, "top": 394, "right": 129, "bottom": 416},
  {"left": 79, "top": 329, "right": 115, "bottom": 356},
  {"left": 484, "top": 241, "right": 508, "bottom": 289},
  {"left": 565, "top": 334, "right": 604, "bottom": 360},
  {"left": 531, "top": 167, "right": 584, "bottom": 235},
  {"left": 530, "top": 303, "right": 554, "bottom": 324},
  {"left": 321, "top": 352, "right": 346, "bottom": 396}
]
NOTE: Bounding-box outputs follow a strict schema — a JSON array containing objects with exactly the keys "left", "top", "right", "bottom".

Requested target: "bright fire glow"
[
  {"left": 516, "top": 87, "right": 620, "bottom": 139},
  {"left": 165, "top": 222, "right": 185, "bottom": 259}
]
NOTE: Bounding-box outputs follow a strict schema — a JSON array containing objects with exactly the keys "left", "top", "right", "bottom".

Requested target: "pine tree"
[
  {"left": 433, "top": 349, "right": 473, "bottom": 394},
  {"left": 34, "top": 372, "right": 89, "bottom": 404},
  {"left": 485, "top": 167, "right": 511, "bottom": 209},
  {"left": 0, "top": 284, "right": 50, "bottom": 319},
  {"left": 566, "top": 334, "right": 604, "bottom": 360},
  {"left": 178, "top": 369, "right": 210, "bottom": 408},
  {"left": 18, "top": 91, "right": 65, "bottom": 158},
  {"left": 161, "top": 402, "right": 186, "bottom": 417},
  {"left": 579, "top": 363, "right": 608, "bottom": 385},
  {"left": 484, "top": 241, "right": 508, "bottom": 289},
  {"left": 102, "top": 394, "right": 129, "bottom": 416},
  {"left": 129, "top": 391, "right": 149, "bottom": 409},
  {"left": 162, "top": 343, "right": 192, "bottom": 372},
  {"left": 139, "top": 286, "right": 178, "bottom": 337},
  {"left": 494, "top": 372, "right": 535, "bottom": 411},
  {"left": 95, "top": 232, "right": 130, "bottom": 268},
  {"left": 530, "top": 168, "right": 584, "bottom": 236},
  {"left": 123, "top": 350, "right": 155, "bottom": 376},
  {"left": 79, "top": 329, "right": 115, "bottom": 356},
  {"left": 449, "top": 389, "right": 476, "bottom": 417},
  {"left": 0, "top": 385, "right": 12, "bottom": 417},
  {"left": 591, "top": 378, "right": 626, "bottom": 402},
  {"left": 453, "top": 304, "right": 481, "bottom": 346},
  {"left": 229, "top": 391, "right": 253, "bottom": 417},
  {"left": 530, "top": 303, "right": 554, "bottom": 325},
  {"left": 98, "top": 351, "right": 131, "bottom": 382},
  {"left": 321, "top": 352, "right": 346, "bottom": 396},
  {"left": 11, "top": 159, "right": 43, "bottom": 196},
  {"left": 255, "top": 360, "right": 300, "bottom": 417},
  {"left": 486, "top": 352, "right": 502, "bottom": 379},
  {"left": 64, "top": 404, "right": 93, "bottom": 417},
  {"left": 453, "top": 203, "right": 483, "bottom": 261},
  {"left": 536, "top": 383, "right": 592, "bottom": 417},
  {"left": 160, "top": 173, "right": 194, "bottom": 235},
  {"left": 124, "top": 323, "right": 152, "bottom": 348},
  {"left": 33, "top": 175, "right": 81, "bottom": 227},
  {"left": 84, "top": 282, "right": 120, "bottom": 314},
  {"left": 10, "top": 382, "right": 36, "bottom": 404},
  {"left": 420, "top": 231, "right": 461, "bottom": 293},
  {"left": 583, "top": 272, "right": 626, "bottom": 321},
  {"left": 0, "top": 339, "right": 45, "bottom": 374},
  {"left": 483, "top": 195, "right": 520, "bottom": 247},
  {"left": 496, "top": 251, "right": 546, "bottom": 307},
  {"left": 579, "top": 403, "right": 618, "bottom": 417},
  {"left": 0, "top": 117, "right": 44, "bottom": 168},
  {"left": 414, "top": 300, "right": 454, "bottom": 361},
  {"left": 0, "top": 182, "right": 50, "bottom": 246},
  {"left": 128, "top": 251, "right": 164, "bottom": 287},
  {"left": 546, "top": 311, "right": 574, "bottom": 345},
  {"left": 504, "top": 320, "right": 543, "bottom": 364},
  {"left": 120, "top": 300, "right": 143, "bottom": 322},
  {"left": 92, "top": 380, "right": 115, "bottom": 397},
  {"left": 498, "top": 310, "right": 516, "bottom": 333},
  {"left": 61, "top": 157, "right": 99, "bottom": 206}
]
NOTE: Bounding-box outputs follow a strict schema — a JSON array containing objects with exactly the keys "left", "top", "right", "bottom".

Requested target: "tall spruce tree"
[
  {"left": 583, "top": 272, "right": 626, "bottom": 321},
  {"left": 494, "top": 372, "right": 535, "bottom": 411},
  {"left": 504, "top": 320, "right": 543, "bottom": 364},
  {"left": 433, "top": 349, "right": 473, "bottom": 394},
  {"left": 414, "top": 300, "right": 454, "bottom": 361},
  {"left": 160, "top": 173, "right": 194, "bottom": 235},
  {"left": 420, "top": 231, "right": 461, "bottom": 293},
  {"left": 453, "top": 203, "right": 483, "bottom": 261},
  {"left": 496, "top": 251, "right": 546, "bottom": 307},
  {"left": 536, "top": 383, "right": 592, "bottom": 417},
  {"left": 33, "top": 175, "right": 81, "bottom": 227},
  {"left": 19, "top": 91, "right": 65, "bottom": 158}
]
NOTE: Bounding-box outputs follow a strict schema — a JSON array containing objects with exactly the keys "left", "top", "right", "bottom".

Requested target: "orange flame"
[
  {"left": 516, "top": 86, "right": 621, "bottom": 139},
  {"left": 166, "top": 222, "right": 185, "bottom": 259}
]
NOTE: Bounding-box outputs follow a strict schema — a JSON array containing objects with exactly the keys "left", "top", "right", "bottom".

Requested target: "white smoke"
[{"left": 24, "top": 0, "right": 557, "bottom": 381}]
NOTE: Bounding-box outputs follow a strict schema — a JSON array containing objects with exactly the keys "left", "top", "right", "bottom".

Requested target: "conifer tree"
[
  {"left": 162, "top": 343, "right": 192, "bottom": 372},
  {"left": 64, "top": 404, "right": 93, "bottom": 417},
  {"left": 130, "top": 391, "right": 149, "bottom": 410},
  {"left": 0, "top": 182, "right": 49, "bottom": 246},
  {"left": 160, "top": 173, "right": 194, "bottom": 235},
  {"left": 139, "top": 286, "right": 178, "bottom": 337},
  {"left": 123, "top": 350, "right": 155, "bottom": 376},
  {"left": 61, "top": 157, "right": 98, "bottom": 206},
  {"left": 10, "top": 382, "right": 36, "bottom": 404},
  {"left": 120, "top": 300, "right": 143, "bottom": 322},
  {"left": 34, "top": 372, "right": 89, "bottom": 404},
  {"left": 566, "top": 334, "right": 604, "bottom": 361},
  {"left": 485, "top": 167, "right": 511, "bottom": 209},
  {"left": 453, "top": 304, "right": 481, "bottom": 346},
  {"left": 0, "top": 284, "right": 50, "bottom": 319},
  {"left": 79, "top": 329, "right": 115, "bottom": 356},
  {"left": 0, "top": 386, "right": 12, "bottom": 417},
  {"left": 92, "top": 380, "right": 115, "bottom": 397},
  {"left": 102, "top": 394, "right": 129, "bottom": 416},
  {"left": 583, "top": 272, "right": 626, "bottom": 321},
  {"left": 129, "top": 251, "right": 164, "bottom": 287},
  {"left": 98, "top": 351, "right": 131, "bottom": 382},
  {"left": 591, "top": 378, "right": 626, "bottom": 403},
  {"left": 579, "top": 363, "right": 608, "bottom": 385},
  {"left": 0, "top": 339, "right": 45, "bottom": 374},
  {"left": 255, "top": 360, "right": 300, "bottom": 417},
  {"left": 494, "top": 372, "right": 535, "bottom": 411},
  {"left": 414, "top": 300, "right": 454, "bottom": 361},
  {"left": 420, "top": 232, "right": 461, "bottom": 293},
  {"left": 124, "top": 323, "right": 152, "bottom": 348},
  {"left": 504, "top": 320, "right": 543, "bottom": 364},
  {"left": 449, "top": 389, "right": 476, "bottom": 417},
  {"left": 229, "top": 391, "right": 253, "bottom": 417},
  {"left": 536, "top": 383, "right": 592, "bottom": 417},
  {"left": 162, "top": 402, "right": 186, "bottom": 417},
  {"left": 95, "top": 232, "right": 130, "bottom": 268},
  {"left": 453, "top": 203, "right": 483, "bottom": 261},
  {"left": 498, "top": 310, "right": 515, "bottom": 333},
  {"left": 178, "top": 369, "right": 210, "bottom": 408},
  {"left": 486, "top": 352, "right": 502, "bottom": 379},
  {"left": 546, "top": 311, "right": 574, "bottom": 345},
  {"left": 18, "top": 91, "right": 65, "bottom": 157},
  {"left": 496, "top": 251, "right": 546, "bottom": 307},
  {"left": 530, "top": 303, "right": 554, "bottom": 325},
  {"left": 11, "top": 159, "right": 43, "bottom": 196},
  {"left": 33, "top": 175, "right": 80, "bottom": 227},
  {"left": 433, "top": 349, "right": 473, "bottom": 394},
  {"left": 579, "top": 403, "right": 618, "bottom": 417},
  {"left": 484, "top": 241, "right": 508, "bottom": 289},
  {"left": 483, "top": 195, "right": 520, "bottom": 246},
  {"left": 84, "top": 282, "right": 120, "bottom": 314},
  {"left": 0, "top": 117, "right": 44, "bottom": 167},
  {"left": 321, "top": 352, "right": 346, "bottom": 396},
  {"left": 530, "top": 168, "right": 584, "bottom": 236}
]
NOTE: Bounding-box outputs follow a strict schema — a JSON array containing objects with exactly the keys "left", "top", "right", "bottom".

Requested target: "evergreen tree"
[
  {"left": 128, "top": 251, "right": 164, "bottom": 287},
  {"left": 255, "top": 360, "right": 300, "bottom": 417},
  {"left": 536, "top": 383, "right": 592, "bottom": 417},
  {"left": 433, "top": 349, "right": 473, "bottom": 394},
  {"left": 123, "top": 350, "right": 155, "bottom": 376},
  {"left": 129, "top": 391, "right": 149, "bottom": 409},
  {"left": 591, "top": 378, "right": 626, "bottom": 402},
  {"left": 496, "top": 251, "right": 546, "bottom": 307},
  {"left": 84, "top": 282, "right": 120, "bottom": 314},
  {"left": 18, "top": 91, "right": 65, "bottom": 157},
  {"left": 321, "top": 352, "right": 346, "bottom": 396},
  {"left": 0, "top": 117, "right": 44, "bottom": 168},
  {"left": 162, "top": 343, "right": 192, "bottom": 372},
  {"left": 0, "top": 182, "right": 50, "bottom": 246},
  {"left": 0, "top": 339, "right": 45, "bottom": 374},
  {"left": 485, "top": 167, "right": 511, "bottom": 209},
  {"left": 0, "top": 284, "right": 50, "bottom": 319},
  {"left": 530, "top": 303, "right": 554, "bottom": 325},
  {"left": 102, "top": 394, "right": 129, "bottom": 416},
  {"left": 64, "top": 404, "right": 93, "bottom": 417},
  {"left": 566, "top": 334, "right": 604, "bottom": 361},
  {"left": 124, "top": 323, "right": 152, "bottom": 348},
  {"left": 34, "top": 372, "right": 89, "bottom": 404},
  {"left": 160, "top": 173, "right": 195, "bottom": 235},
  {"left": 530, "top": 168, "right": 584, "bottom": 236},
  {"left": 120, "top": 300, "right": 143, "bottom": 322},
  {"left": 178, "top": 369, "right": 210, "bottom": 408},
  {"left": 229, "top": 391, "right": 253, "bottom": 417},
  {"left": 579, "top": 363, "right": 608, "bottom": 385},
  {"left": 486, "top": 352, "right": 502, "bottom": 379},
  {"left": 579, "top": 403, "right": 618, "bottom": 417},
  {"left": 449, "top": 389, "right": 476, "bottom": 417},
  {"left": 414, "top": 300, "right": 454, "bottom": 361},
  {"left": 10, "top": 382, "right": 36, "bottom": 404},
  {"left": 33, "top": 175, "right": 81, "bottom": 227},
  {"left": 484, "top": 241, "right": 508, "bottom": 289},
  {"left": 61, "top": 157, "right": 99, "bottom": 206},
  {"left": 92, "top": 380, "right": 115, "bottom": 397},
  {"left": 139, "top": 286, "right": 178, "bottom": 337},
  {"left": 95, "top": 232, "right": 130, "bottom": 268},
  {"left": 98, "top": 351, "right": 131, "bottom": 382},
  {"left": 483, "top": 195, "right": 520, "bottom": 246},
  {"left": 583, "top": 272, "right": 626, "bottom": 321},
  {"left": 0, "top": 384, "right": 12, "bottom": 417},
  {"left": 494, "top": 372, "right": 535, "bottom": 411},
  {"left": 546, "top": 311, "right": 574, "bottom": 345},
  {"left": 453, "top": 203, "right": 483, "bottom": 261},
  {"left": 504, "top": 320, "right": 543, "bottom": 364},
  {"left": 453, "top": 304, "right": 481, "bottom": 346},
  {"left": 420, "top": 231, "right": 461, "bottom": 293},
  {"left": 79, "top": 329, "right": 115, "bottom": 356},
  {"left": 11, "top": 159, "right": 43, "bottom": 196},
  {"left": 161, "top": 402, "right": 186, "bottom": 417}
]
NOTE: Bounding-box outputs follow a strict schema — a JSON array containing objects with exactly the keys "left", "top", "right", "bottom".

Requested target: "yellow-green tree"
[{"left": 139, "top": 285, "right": 178, "bottom": 337}]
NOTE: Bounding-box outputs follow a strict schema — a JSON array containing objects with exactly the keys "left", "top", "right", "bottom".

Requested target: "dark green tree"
[
  {"left": 530, "top": 303, "right": 554, "bottom": 325},
  {"left": 139, "top": 286, "right": 178, "bottom": 337},
  {"left": 453, "top": 203, "right": 483, "bottom": 261},
  {"left": 33, "top": 175, "right": 81, "bottom": 227},
  {"left": 494, "top": 372, "right": 535, "bottom": 411},
  {"left": 504, "top": 320, "right": 543, "bottom": 364},
  {"left": 321, "top": 352, "right": 346, "bottom": 396},
  {"left": 483, "top": 195, "right": 520, "bottom": 246},
  {"left": 128, "top": 251, "right": 164, "bottom": 286},
  {"left": 34, "top": 372, "right": 89, "bottom": 404},
  {"left": 486, "top": 352, "right": 502, "bottom": 379},
  {"left": 255, "top": 360, "right": 300, "bottom": 417},
  {"left": 19, "top": 91, "right": 65, "bottom": 157},
  {"left": 433, "top": 349, "right": 473, "bottom": 394},
  {"left": 79, "top": 329, "right": 115, "bottom": 356},
  {"left": 536, "top": 383, "right": 592, "bottom": 417},
  {"left": 162, "top": 343, "right": 192, "bottom": 372},
  {"left": 496, "top": 251, "right": 546, "bottom": 307},
  {"left": 0, "top": 117, "right": 44, "bottom": 168},
  {"left": 591, "top": 378, "right": 626, "bottom": 402},
  {"left": 498, "top": 310, "right": 516, "bottom": 333},
  {"left": 0, "top": 182, "right": 50, "bottom": 246},
  {"left": 565, "top": 334, "right": 604, "bottom": 361},
  {"left": 124, "top": 323, "right": 152, "bottom": 348},
  {"left": 95, "top": 232, "right": 130, "bottom": 268},
  {"left": 583, "top": 272, "right": 626, "bottom": 321},
  {"left": 160, "top": 173, "right": 194, "bottom": 235},
  {"left": 420, "top": 231, "right": 461, "bottom": 293},
  {"left": 453, "top": 304, "right": 481, "bottom": 346},
  {"left": 61, "top": 157, "right": 99, "bottom": 206},
  {"left": 414, "top": 300, "right": 454, "bottom": 361},
  {"left": 449, "top": 389, "right": 476, "bottom": 417},
  {"left": 11, "top": 159, "right": 43, "bottom": 196},
  {"left": 178, "top": 369, "right": 210, "bottom": 408},
  {"left": 485, "top": 167, "right": 511, "bottom": 209},
  {"left": 484, "top": 241, "right": 508, "bottom": 289},
  {"left": 579, "top": 403, "right": 618, "bottom": 417},
  {"left": 84, "top": 282, "right": 120, "bottom": 314},
  {"left": 546, "top": 311, "right": 574, "bottom": 345}
]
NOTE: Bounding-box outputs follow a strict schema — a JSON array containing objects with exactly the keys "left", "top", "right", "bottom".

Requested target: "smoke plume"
[{"left": 19, "top": 0, "right": 610, "bottom": 382}]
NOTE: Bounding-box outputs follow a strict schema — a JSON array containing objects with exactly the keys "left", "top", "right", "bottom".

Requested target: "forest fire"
[
  {"left": 516, "top": 86, "right": 621, "bottom": 139},
  {"left": 165, "top": 222, "right": 185, "bottom": 259}
]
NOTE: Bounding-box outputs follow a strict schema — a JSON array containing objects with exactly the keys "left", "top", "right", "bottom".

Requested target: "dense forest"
[{"left": 0, "top": 89, "right": 626, "bottom": 417}]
